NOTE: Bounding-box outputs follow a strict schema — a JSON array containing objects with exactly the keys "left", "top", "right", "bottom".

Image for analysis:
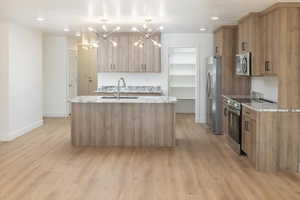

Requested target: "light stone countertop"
[
  {"left": 241, "top": 102, "right": 300, "bottom": 112},
  {"left": 68, "top": 96, "right": 177, "bottom": 104},
  {"left": 223, "top": 95, "right": 300, "bottom": 112}
]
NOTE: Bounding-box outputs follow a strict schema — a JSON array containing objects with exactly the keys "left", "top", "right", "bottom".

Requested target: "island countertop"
[{"left": 69, "top": 96, "right": 177, "bottom": 104}]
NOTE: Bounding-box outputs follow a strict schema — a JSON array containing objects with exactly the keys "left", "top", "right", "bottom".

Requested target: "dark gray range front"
[{"left": 224, "top": 98, "right": 253, "bottom": 154}]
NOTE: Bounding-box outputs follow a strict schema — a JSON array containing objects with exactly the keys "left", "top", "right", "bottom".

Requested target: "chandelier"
[
  {"left": 79, "top": 19, "right": 120, "bottom": 50},
  {"left": 131, "top": 19, "right": 164, "bottom": 48}
]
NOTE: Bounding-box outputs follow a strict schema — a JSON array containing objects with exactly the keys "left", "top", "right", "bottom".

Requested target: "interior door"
[
  {"left": 88, "top": 48, "right": 97, "bottom": 95},
  {"left": 78, "top": 47, "right": 89, "bottom": 95},
  {"left": 67, "top": 50, "right": 78, "bottom": 115}
]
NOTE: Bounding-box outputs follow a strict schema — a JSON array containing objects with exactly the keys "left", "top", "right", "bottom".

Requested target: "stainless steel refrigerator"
[{"left": 206, "top": 56, "right": 223, "bottom": 134}]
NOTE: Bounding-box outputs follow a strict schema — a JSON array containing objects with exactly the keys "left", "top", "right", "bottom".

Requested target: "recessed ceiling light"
[
  {"left": 159, "top": 26, "right": 164, "bottom": 30},
  {"left": 36, "top": 17, "right": 45, "bottom": 22},
  {"left": 131, "top": 27, "right": 138, "bottom": 32},
  {"left": 200, "top": 28, "right": 207, "bottom": 31},
  {"left": 75, "top": 32, "right": 81, "bottom": 37},
  {"left": 211, "top": 16, "right": 219, "bottom": 21},
  {"left": 88, "top": 27, "right": 94, "bottom": 32},
  {"left": 64, "top": 28, "right": 70, "bottom": 32}
]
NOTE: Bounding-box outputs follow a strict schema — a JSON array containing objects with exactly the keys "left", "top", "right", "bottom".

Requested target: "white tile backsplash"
[{"left": 251, "top": 76, "right": 278, "bottom": 102}]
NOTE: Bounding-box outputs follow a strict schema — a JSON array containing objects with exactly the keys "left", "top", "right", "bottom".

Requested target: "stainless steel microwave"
[{"left": 236, "top": 52, "right": 251, "bottom": 76}]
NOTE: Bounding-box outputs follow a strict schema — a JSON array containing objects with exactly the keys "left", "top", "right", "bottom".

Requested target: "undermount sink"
[{"left": 101, "top": 96, "right": 139, "bottom": 100}]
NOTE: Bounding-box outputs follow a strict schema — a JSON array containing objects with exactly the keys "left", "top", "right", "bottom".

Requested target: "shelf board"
[
  {"left": 170, "top": 85, "right": 195, "bottom": 88},
  {"left": 170, "top": 62, "right": 196, "bottom": 65},
  {"left": 177, "top": 98, "right": 196, "bottom": 100},
  {"left": 169, "top": 73, "right": 196, "bottom": 76}
]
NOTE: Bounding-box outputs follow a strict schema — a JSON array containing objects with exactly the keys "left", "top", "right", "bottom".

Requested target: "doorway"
[{"left": 168, "top": 47, "right": 197, "bottom": 115}]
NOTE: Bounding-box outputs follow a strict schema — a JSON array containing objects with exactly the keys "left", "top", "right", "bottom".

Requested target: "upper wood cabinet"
[
  {"left": 213, "top": 26, "right": 251, "bottom": 96},
  {"left": 111, "top": 33, "right": 129, "bottom": 72},
  {"left": 238, "top": 13, "right": 261, "bottom": 76},
  {"left": 97, "top": 33, "right": 161, "bottom": 73},
  {"left": 260, "top": 5, "right": 300, "bottom": 108},
  {"left": 213, "top": 29, "right": 223, "bottom": 56},
  {"left": 259, "top": 9, "right": 280, "bottom": 76}
]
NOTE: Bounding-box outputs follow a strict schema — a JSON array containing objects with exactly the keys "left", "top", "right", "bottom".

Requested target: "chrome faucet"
[{"left": 116, "top": 77, "right": 127, "bottom": 99}]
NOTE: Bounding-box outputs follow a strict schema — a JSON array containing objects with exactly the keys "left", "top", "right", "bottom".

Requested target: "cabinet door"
[
  {"left": 242, "top": 116, "right": 251, "bottom": 155},
  {"left": 213, "top": 30, "right": 223, "bottom": 56},
  {"left": 143, "top": 34, "right": 161, "bottom": 72},
  {"left": 261, "top": 10, "right": 279, "bottom": 75},
  {"left": 112, "top": 33, "right": 129, "bottom": 72},
  {"left": 238, "top": 20, "right": 248, "bottom": 52},
  {"left": 242, "top": 115, "right": 257, "bottom": 165},
  {"left": 223, "top": 104, "right": 229, "bottom": 136},
  {"left": 97, "top": 39, "right": 113, "bottom": 72},
  {"left": 128, "top": 33, "right": 144, "bottom": 72}
]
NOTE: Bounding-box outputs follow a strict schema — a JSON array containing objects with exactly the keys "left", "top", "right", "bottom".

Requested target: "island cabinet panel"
[
  {"left": 71, "top": 103, "right": 175, "bottom": 147},
  {"left": 97, "top": 33, "right": 161, "bottom": 73}
]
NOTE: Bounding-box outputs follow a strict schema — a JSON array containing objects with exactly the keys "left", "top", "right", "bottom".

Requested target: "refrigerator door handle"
[{"left": 207, "top": 73, "right": 211, "bottom": 97}]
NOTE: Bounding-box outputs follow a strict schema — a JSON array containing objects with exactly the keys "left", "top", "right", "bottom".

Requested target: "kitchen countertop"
[
  {"left": 223, "top": 95, "right": 300, "bottom": 112},
  {"left": 95, "top": 86, "right": 163, "bottom": 94},
  {"left": 69, "top": 96, "right": 177, "bottom": 104}
]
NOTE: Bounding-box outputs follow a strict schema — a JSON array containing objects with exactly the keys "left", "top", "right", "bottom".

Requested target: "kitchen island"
[{"left": 69, "top": 96, "right": 177, "bottom": 147}]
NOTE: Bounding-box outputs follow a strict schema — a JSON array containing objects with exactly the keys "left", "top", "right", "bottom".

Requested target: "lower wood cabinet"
[
  {"left": 223, "top": 100, "right": 229, "bottom": 136},
  {"left": 242, "top": 113, "right": 257, "bottom": 165},
  {"left": 241, "top": 106, "right": 300, "bottom": 172}
]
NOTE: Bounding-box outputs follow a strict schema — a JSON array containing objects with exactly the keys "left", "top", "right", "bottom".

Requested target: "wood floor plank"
[{"left": 0, "top": 114, "right": 300, "bottom": 200}]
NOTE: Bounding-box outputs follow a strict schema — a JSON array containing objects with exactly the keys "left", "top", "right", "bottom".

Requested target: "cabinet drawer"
[{"left": 242, "top": 106, "right": 257, "bottom": 119}]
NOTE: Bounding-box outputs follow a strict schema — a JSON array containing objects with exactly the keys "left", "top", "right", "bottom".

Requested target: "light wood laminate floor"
[{"left": 1, "top": 114, "right": 300, "bottom": 200}]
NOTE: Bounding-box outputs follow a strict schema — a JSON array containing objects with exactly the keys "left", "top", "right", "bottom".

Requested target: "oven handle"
[{"left": 227, "top": 107, "right": 241, "bottom": 116}]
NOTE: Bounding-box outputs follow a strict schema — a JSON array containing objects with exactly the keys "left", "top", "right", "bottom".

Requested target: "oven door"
[{"left": 227, "top": 106, "right": 242, "bottom": 153}]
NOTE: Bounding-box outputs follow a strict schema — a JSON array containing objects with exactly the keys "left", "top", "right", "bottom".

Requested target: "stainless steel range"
[
  {"left": 224, "top": 97, "right": 252, "bottom": 154},
  {"left": 224, "top": 96, "right": 274, "bottom": 154}
]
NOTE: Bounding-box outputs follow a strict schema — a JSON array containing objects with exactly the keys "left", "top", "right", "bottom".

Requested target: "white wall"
[
  {"left": 43, "top": 35, "right": 68, "bottom": 117},
  {"left": 251, "top": 76, "right": 278, "bottom": 102},
  {"left": 162, "top": 33, "right": 213, "bottom": 123},
  {"left": 9, "top": 23, "right": 43, "bottom": 135},
  {"left": 0, "top": 21, "right": 10, "bottom": 137},
  {"left": 0, "top": 21, "right": 43, "bottom": 141}
]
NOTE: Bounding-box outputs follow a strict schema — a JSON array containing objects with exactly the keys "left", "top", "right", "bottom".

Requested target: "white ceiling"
[{"left": 0, "top": 0, "right": 291, "bottom": 34}]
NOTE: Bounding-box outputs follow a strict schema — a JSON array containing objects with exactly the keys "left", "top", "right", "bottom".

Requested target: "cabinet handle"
[
  {"left": 144, "top": 64, "right": 146, "bottom": 71},
  {"left": 245, "top": 121, "right": 249, "bottom": 132},
  {"left": 224, "top": 107, "right": 227, "bottom": 116},
  {"left": 215, "top": 46, "right": 219, "bottom": 54},
  {"left": 265, "top": 61, "right": 271, "bottom": 72},
  {"left": 242, "top": 42, "right": 247, "bottom": 51}
]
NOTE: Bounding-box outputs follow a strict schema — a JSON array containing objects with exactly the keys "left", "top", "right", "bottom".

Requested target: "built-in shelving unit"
[{"left": 168, "top": 47, "right": 196, "bottom": 114}]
